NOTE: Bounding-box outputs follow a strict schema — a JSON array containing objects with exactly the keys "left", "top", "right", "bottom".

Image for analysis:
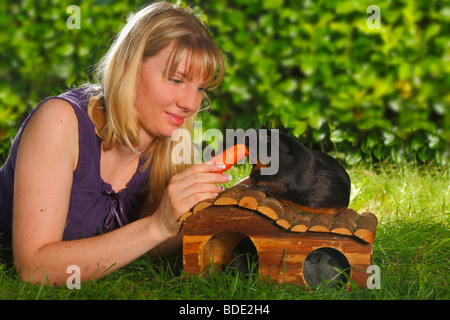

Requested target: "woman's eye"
[
  {"left": 197, "top": 87, "right": 206, "bottom": 93},
  {"left": 170, "top": 78, "right": 182, "bottom": 84}
]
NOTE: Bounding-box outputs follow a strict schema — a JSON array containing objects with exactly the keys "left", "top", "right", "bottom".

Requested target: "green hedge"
[
  {"left": 1, "top": 0, "right": 449, "bottom": 166},
  {"left": 0, "top": 0, "right": 133, "bottom": 161},
  {"left": 198, "top": 0, "right": 450, "bottom": 165}
]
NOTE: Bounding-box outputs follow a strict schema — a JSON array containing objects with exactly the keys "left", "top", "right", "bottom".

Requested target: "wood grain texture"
[
  {"left": 183, "top": 186, "right": 378, "bottom": 244},
  {"left": 183, "top": 206, "right": 373, "bottom": 288}
]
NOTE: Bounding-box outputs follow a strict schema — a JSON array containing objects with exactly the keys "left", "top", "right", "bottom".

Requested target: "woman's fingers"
[
  {"left": 168, "top": 165, "right": 232, "bottom": 215},
  {"left": 170, "top": 161, "right": 226, "bottom": 182},
  {"left": 158, "top": 161, "right": 234, "bottom": 234},
  {"left": 169, "top": 162, "right": 231, "bottom": 200},
  {"left": 182, "top": 172, "right": 232, "bottom": 190},
  {"left": 167, "top": 173, "right": 230, "bottom": 211}
]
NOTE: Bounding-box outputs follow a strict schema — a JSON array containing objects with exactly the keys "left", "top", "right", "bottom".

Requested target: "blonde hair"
[{"left": 87, "top": 1, "right": 226, "bottom": 204}]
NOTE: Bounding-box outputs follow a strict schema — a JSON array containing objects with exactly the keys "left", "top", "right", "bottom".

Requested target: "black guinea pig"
[
  {"left": 302, "top": 248, "right": 350, "bottom": 288},
  {"left": 247, "top": 129, "right": 351, "bottom": 214}
]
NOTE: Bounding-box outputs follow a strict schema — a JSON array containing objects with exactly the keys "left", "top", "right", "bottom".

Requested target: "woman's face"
[{"left": 135, "top": 45, "right": 206, "bottom": 144}]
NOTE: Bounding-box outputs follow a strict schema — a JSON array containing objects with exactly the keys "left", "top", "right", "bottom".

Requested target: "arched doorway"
[
  {"left": 302, "top": 247, "right": 351, "bottom": 288},
  {"left": 201, "top": 231, "right": 259, "bottom": 274}
]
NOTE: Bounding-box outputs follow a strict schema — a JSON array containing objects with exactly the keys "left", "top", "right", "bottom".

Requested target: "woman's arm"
[
  {"left": 136, "top": 201, "right": 183, "bottom": 258},
  {"left": 12, "top": 99, "right": 166, "bottom": 285},
  {"left": 12, "top": 99, "right": 226, "bottom": 285}
]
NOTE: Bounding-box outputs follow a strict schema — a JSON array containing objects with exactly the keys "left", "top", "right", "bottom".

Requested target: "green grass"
[{"left": 0, "top": 164, "right": 448, "bottom": 300}]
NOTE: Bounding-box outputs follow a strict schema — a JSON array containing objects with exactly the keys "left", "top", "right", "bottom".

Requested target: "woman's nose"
[{"left": 177, "top": 86, "right": 202, "bottom": 112}]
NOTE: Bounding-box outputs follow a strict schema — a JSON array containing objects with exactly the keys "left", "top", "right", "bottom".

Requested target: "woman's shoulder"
[
  {"left": 29, "top": 87, "right": 98, "bottom": 143},
  {"left": 19, "top": 97, "right": 80, "bottom": 172},
  {"left": 25, "top": 96, "right": 80, "bottom": 138},
  {"left": 29, "top": 86, "right": 93, "bottom": 128},
  {"left": 28, "top": 97, "right": 79, "bottom": 132}
]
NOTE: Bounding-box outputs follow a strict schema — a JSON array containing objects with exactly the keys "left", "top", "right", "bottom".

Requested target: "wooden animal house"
[{"left": 182, "top": 184, "right": 378, "bottom": 289}]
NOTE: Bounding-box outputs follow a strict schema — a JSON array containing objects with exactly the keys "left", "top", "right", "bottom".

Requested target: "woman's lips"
[{"left": 165, "top": 112, "right": 185, "bottom": 126}]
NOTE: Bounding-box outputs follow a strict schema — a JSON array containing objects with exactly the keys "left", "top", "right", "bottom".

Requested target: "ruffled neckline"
[{"left": 100, "top": 156, "right": 147, "bottom": 196}]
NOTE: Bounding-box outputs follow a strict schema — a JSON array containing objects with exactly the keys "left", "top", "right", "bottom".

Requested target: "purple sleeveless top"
[{"left": 0, "top": 88, "right": 150, "bottom": 248}]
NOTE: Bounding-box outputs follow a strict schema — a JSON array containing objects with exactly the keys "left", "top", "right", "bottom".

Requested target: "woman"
[{"left": 0, "top": 2, "right": 228, "bottom": 285}]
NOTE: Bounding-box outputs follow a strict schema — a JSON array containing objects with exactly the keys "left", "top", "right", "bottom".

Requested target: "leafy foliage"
[
  {"left": 0, "top": 0, "right": 137, "bottom": 161},
  {"left": 197, "top": 0, "right": 449, "bottom": 166},
  {"left": 0, "top": 0, "right": 449, "bottom": 166}
]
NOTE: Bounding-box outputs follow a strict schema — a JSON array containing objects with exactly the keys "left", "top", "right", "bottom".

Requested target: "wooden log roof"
[{"left": 181, "top": 184, "right": 378, "bottom": 244}]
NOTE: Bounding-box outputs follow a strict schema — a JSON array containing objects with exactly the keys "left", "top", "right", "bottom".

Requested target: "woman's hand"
[{"left": 152, "top": 161, "right": 231, "bottom": 237}]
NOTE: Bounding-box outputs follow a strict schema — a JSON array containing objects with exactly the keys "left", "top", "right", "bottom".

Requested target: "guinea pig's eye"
[
  {"left": 278, "top": 141, "right": 289, "bottom": 153},
  {"left": 327, "top": 259, "right": 335, "bottom": 266}
]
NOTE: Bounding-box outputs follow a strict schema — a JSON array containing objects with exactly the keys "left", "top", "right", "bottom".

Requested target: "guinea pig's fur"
[{"left": 248, "top": 129, "right": 351, "bottom": 214}]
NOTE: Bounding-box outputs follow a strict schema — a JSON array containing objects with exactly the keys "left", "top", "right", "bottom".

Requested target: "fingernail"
[
  {"left": 216, "top": 163, "right": 226, "bottom": 169},
  {"left": 223, "top": 174, "right": 232, "bottom": 181},
  {"left": 218, "top": 185, "right": 225, "bottom": 191},
  {"left": 205, "top": 160, "right": 214, "bottom": 165}
]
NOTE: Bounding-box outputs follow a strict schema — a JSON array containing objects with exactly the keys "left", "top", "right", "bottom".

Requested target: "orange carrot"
[{"left": 210, "top": 144, "right": 248, "bottom": 173}]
